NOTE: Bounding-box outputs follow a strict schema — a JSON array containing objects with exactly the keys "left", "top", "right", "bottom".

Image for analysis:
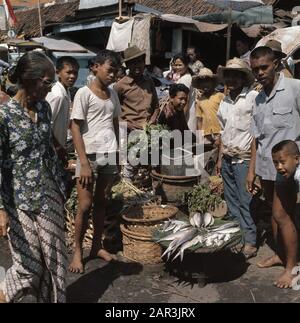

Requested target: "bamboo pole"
[
  {"left": 119, "top": 0, "right": 122, "bottom": 18},
  {"left": 226, "top": 6, "right": 232, "bottom": 62},
  {"left": 38, "top": 0, "right": 43, "bottom": 36}
]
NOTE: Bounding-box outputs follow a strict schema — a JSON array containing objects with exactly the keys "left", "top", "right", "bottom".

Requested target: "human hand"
[
  {"left": 79, "top": 163, "right": 93, "bottom": 189},
  {"left": 164, "top": 105, "right": 175, "bottom": 118},
  {"left": 216, "top": 158, "right": 222, "bottom": 177},
  {"left": 65, "top": 159, "right": 77, "bottom": 171},
  {"left": 246, "top": 171, "right": 256, "bottom": 195},
  {"left": 0, "top": 210, "right": 9, "bottom": 236}
]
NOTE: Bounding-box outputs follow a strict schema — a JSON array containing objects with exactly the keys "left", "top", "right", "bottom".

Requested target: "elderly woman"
[{"left": 0, "top": 52, "right": 67, "bottom": 303}]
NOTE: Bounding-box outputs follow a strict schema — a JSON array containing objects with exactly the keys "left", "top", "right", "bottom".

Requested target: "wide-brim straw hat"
[
  {"left": 192, "top": 67, "right": 218, "bottom": 88},
  {"left": 217, "top": 57, "right": 255, "bottom": 86},
  {"left": 123, "top": 46, "right": 146, "bottom": 62}
]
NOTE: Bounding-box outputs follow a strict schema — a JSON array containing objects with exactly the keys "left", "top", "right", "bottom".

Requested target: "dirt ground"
[{"left": 1, "top": 235, "right": 300, "bottom": 303}]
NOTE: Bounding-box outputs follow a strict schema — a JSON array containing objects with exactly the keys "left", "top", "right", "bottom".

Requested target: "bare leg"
[
  {"left": 90, "top": 175, "right": 117, "bottom": 262},
  {"left": 273, "top": 183, "right": 297, "bottom": 289},
  {"left": 257, "top": 180, "right": 284, "bottom": 268},
  {"left": 69, "top": 179, "right": 93, "bottom": 274}
]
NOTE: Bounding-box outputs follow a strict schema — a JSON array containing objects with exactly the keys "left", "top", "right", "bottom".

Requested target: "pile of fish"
[{"left": 156, "top": 214, "right": 240, "bottom": 261}]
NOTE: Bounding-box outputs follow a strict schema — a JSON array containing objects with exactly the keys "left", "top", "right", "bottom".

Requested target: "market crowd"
[{"left": 0, "top": 35, "right": 300, "bottom": 302}]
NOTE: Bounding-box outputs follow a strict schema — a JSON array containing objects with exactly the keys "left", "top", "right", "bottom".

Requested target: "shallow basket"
[
  {"left": 122, "top": 205, "right": 178, "bottom": 236},
  {"left": 120, "top": 224, "right": 163, "bottom": 264}
]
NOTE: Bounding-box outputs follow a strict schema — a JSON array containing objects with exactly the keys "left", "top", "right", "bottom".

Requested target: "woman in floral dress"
[{"left": 0, "top": 52, "right": 67, "bottom": 303}]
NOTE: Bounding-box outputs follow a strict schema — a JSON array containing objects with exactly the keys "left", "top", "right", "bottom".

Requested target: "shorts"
[
  {"left": 75, "top": 153, "right": 119, "bottom": 179},
  {"left": 275, "top": 173, "right": 295, "bottom": 186}
]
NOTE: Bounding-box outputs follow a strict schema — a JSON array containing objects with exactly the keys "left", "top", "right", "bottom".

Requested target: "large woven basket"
[
  {"left": 122, "top": 205, "right": 178, "bottom": 236},
  {"left": 120, "top": 224, "right": 163, "bottom": 264},
  {"left": 121, "top": 205, "right": 178, "bottom": 264}
]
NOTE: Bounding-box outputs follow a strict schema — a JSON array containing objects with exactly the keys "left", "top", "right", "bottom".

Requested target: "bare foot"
[
  {"left": 274, "top": 270, "right": 295, "bottom": 289},
  {"left": 69, "top": 250, "right": 84, "bottom": 274},
  {"left": 257, "top": 255, "right": 283, "bottom": 268},
  {"left": 0, "top": 290, "right": 7, "bottom": 303},
  {"left": 90, "top": 248, "right": 117, "bottom": 262}
]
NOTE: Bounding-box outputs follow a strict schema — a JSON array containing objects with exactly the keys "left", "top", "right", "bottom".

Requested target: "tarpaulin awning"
[
  {"left": 32, "top": 36, "right": 88, "bottom": 52},
  {"left": 160, "top": 14, "right": 228, "bottom": 32},
  {"left": 255, "top": 26, "right": 300, "bottom": 57},
  {"left": 193, "top": 5, "right": 273, "bottom": 27},
  {"left": 7, "top": 39, "right": 44, "bottom": 49}
]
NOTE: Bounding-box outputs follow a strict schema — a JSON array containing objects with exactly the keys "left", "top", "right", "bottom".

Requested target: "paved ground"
[{"left": 1, "top": 236, "right": 300, "bottom": 303}]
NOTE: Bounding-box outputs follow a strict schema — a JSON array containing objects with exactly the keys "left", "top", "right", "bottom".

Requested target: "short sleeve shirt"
[
  {"left": 114, "top": 76, "right": 159, "bottom": 130},
  {"left": 251, "top": 74, "right": 300, "bottom": 181},
  {"left": 71, "top": 86, "right": 121, "bottom": 154},
  {"left": 196, "top": 92, "right": 224, "bottom": 136}
]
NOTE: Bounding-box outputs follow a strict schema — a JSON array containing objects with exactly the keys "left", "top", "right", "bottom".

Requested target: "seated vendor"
[{"left": 157, "top": 83, "right": 189, "bottom": 132}]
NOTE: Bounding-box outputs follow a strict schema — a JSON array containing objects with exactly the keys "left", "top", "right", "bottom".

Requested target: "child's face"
[
  {"left": 170, "top": 91, "right": 188, "bottom": 111},
  {"left": 197, "top": 79, "right": 215, "bottom": 96},
  {"left": 57, "top": 63, "right": 78, "bottom": 88},
  {"left": 272, "top": 149, "right": 300, "bottom": 179},
  {"left": 223, "top": 70, "right": 245, "bottom": 92},
  {"left": 94, "top": 60, "right": 118, "bottom": 86}
]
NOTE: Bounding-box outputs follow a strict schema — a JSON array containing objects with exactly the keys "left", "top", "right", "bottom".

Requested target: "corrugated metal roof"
[
  {"left": 137, "top": 0, "right": 277, "bottom": 16},
  {"left": 11, "top": 0, "right": 51, "bottom": 8},
  {"left": 9, "top": 0, "right": 79, "bottom": 38}
]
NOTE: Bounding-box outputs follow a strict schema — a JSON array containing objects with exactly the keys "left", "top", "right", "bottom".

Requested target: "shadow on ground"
[
  {"left": 164, "top": 251, "right": 249, "bottom": 287},
  {"left": 66, "top": 260, "right": 143, "bottom": 303}
]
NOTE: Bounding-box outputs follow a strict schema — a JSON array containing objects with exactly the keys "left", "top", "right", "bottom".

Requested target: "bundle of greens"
[
  {"left": 127, "top": 124, "right": 171, "bottom": 160},
  {"left": 181, "top": 184, "right": 223, "bottom": 214}
]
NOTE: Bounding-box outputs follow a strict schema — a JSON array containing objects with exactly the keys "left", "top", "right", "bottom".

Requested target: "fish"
[
  {"left": 157, "top": 227, "right": 190, "bottom": 242},
  {"left": 173, "top": 223, "right": 191, "bottom": 233},
  {"left": 189, "top": 216, "right": 196, "bottom": 227},
  {"left": 161, "top": 239, "right": 178, "bottom": 259},
  {"left": 224, "top": 233, "right": 231, "bottom": 242},
  {"left": 203, "top": 212, "right": 213, "bottom": 227},
  {"left": 210, "top": 222, "right": 239, "bottom": 232},
  {"left": 173, "top": 235, "right": 201, "bottom": 261},
  {"left": 217, "top": 227, "right": 240, "bottom": 234},
  {"left": 170, "top": 228, "right": 198, "bottom": 252},
  {"left": 193, "top": 213, "right": 202, "bottom": 228}
]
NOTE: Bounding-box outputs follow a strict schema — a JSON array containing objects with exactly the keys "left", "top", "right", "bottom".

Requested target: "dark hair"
[
  {"left": 250, "top": 46, "right": 275, "bottom": 61},
  {"left": 187, "top": 46, "right": 200, "bottom": 55},
  {"left": 6, "top": 85, "right": 18, "bottom": 97},
  {"left": 94, "top": 50, "right": 121, "bottom": 67},
  {"left": 169, "top": 83, "right": 189, "bottom": 98},
  {"left": 272, "top": 140, "right": 300, "bottom": 156},
  {"left": 8, "top": 51, "right": 54, "bottom": 84},
  {"left": 87, "top": 57, "right": 95, "bottom": 69},
  {"left": 56, "top": 56, "right": 79, "bottom": 71},
  {"left": 172, "top": 53, "right": 190, "bottom": 67}
]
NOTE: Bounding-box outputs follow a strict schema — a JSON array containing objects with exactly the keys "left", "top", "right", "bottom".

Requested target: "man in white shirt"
[
  {"left": 217, "top": 58, "right": 258, "bottom": 259},
  {"left": 46, "top": 56, "right": 79, "bottom": 161}
]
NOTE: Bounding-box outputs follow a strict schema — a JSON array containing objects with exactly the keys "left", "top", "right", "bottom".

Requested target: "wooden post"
[
  {"left": 119, "top": 0, "right": 122, "bottom": 18},
  {"left": 226, "top": 6, "right": 232, "bottom": 62},
  {"left": 38, "top": 0, "right": 43, "bottom": 36}
]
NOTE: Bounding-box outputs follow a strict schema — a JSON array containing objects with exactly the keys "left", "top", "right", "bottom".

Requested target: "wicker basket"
[
  {"left": 122, "top": 205, "right": 178, "bottom": 236},
  {"left": 120, "top": 224, "right": 163, "bottom": 264},
  {"left": 121, "top": 205, "right": 178, "bottom": 264}
]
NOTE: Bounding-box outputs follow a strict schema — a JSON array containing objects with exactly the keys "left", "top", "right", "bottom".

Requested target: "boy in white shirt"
[
  {"left": 46, "top": 56, "right": 79, "bottom": 162},
  {"left": 69, "top": 50, "right": 121, "bottom": 273}
]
